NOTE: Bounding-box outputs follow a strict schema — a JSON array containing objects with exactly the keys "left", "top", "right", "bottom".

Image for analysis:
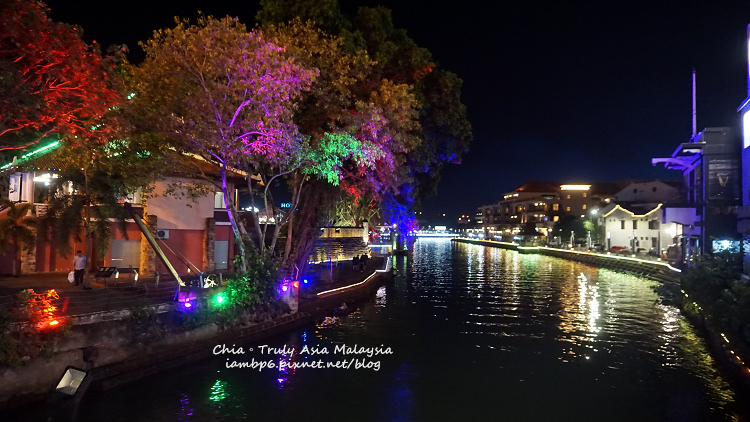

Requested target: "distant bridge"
[{"left": 414, "top": 231, "right": 459, "bottom": 238}]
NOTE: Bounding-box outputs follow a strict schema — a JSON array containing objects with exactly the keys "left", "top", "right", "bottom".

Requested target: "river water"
[{"left": 72, "top": 239, "right": 740, "bottom": 421}]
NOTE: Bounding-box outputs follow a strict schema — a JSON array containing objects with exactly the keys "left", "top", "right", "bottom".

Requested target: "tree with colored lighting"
[
  {"left": 259, "top": 19, "right": 419, "bottom": 268},
  {"left": 348, "top": 6, "right": 471, "bottom": 221},
  {"left": 128, "top": 16, "right": 318, "bottom": 272},
  {"left": 0, "top": 0, "right": 121, "bottom": 154},
  {"left": 257, "top": 1, "right": 472, "bottom": 242}
]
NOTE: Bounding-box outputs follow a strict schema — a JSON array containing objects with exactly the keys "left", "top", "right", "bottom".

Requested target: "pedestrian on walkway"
[{"left": 72, "top": 250, "right": 90, "bottom": 289}]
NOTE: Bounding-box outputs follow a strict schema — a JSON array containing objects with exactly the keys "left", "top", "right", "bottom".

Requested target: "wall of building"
[
  {"left": 602, "top": 207, "right": 677, "bottom": 254},
  {"left": 615, "top": 181, "right": 680, "bottom": 203},
  {"left": 154, "top": 229, "right": 206, "bottom": 275},
  {"left": 146, "top": 178, "right": 215, "bottom": 231}
]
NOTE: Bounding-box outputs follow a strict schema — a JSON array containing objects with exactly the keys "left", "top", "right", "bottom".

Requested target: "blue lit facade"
[
  {"left": 653, "top": 127, "right": 741, "bottom": 263},
  {"left": 737, "top": 24, "right": 750, "bottom": 273}
]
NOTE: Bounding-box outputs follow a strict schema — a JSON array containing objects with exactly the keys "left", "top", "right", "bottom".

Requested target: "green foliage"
[
  {"left": 257, "top": 2, "right": 471, "bottom": 268},
  {"left": 0, "top": 199, "right": 37, "bottom": 275},
  {"left": 226, "top": 246, "right": 281, "bottom": 308},
  {"left": 256, "top": 0, "right": 349, "bottom": 34},
  {"left": 681, "top": 251, "right": 750, "bottom": 348},
  {"left": 0, "top": 309, "right": 20, "bottom": 366},
  {"left": 551, "top": 215, "right": 585, "bottom": 242},
  {"left": 127, "top": 301, "right": 161, "bottom": 339},
  {"left": 37, "top": 166, "right": 131, "bottom": 258},
  {"left": 174, "top": 304, "right": 219, "bottom": 331}
]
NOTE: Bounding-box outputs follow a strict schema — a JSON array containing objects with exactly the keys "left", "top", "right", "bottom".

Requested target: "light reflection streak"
[
  {"left": 178, "top": 392, "right": 194, "bottom": 420},
  {"left": 557, "top": 266, "right": 603, "bottom": 360},
  {"left": 375, "top": 285, "right": 387, "bottom": 307},
  {"left": 209, "top": 379, "right": 227, "bottom": 402}
]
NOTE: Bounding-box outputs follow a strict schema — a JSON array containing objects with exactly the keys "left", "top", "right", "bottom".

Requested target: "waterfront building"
[
  {"left": 599, "top": 180, "right": 682, "bottom": 255},
  {"left": 738, "top": 24, "right": 750, "bottom": 273},
  {"left": 478, "top": 180, "right": 617, "bottom": 241},
  {"left": 652, "top": 127, "right": 742, "bottom": 262},
  {"left": 1, "top": 141, "right": 239, "bottom": 274}
]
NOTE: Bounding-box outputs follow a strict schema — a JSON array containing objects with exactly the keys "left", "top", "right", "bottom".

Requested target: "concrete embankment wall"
[
  {"left": 452, "top": 238, "right": 680, "bottom": 284},
  {"left": 0, "top": 307, "right": 306, "bottom": 411},
  {"left": 0, "top": 269, "right": 393, "bottom": 412}
]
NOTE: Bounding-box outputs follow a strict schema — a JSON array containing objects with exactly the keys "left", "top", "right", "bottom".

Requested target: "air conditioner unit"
[{"left": 156, "top": 229, "right": 169, "bottom": 239}]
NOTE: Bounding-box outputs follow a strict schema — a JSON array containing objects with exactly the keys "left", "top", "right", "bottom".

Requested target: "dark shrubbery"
[{"left": 681, "top": 252, "right": 750, "bottom": 350}]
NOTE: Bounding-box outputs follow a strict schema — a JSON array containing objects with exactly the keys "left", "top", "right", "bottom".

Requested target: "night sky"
[{"left": 44, "top": 0, "right": 750, "bottom": 224}]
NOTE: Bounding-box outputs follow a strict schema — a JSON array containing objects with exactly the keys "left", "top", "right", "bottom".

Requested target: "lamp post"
[{"left": 589, "top": 208, "right": 598, "bottom": 250}]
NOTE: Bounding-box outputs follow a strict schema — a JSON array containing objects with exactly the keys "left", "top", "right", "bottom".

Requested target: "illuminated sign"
[
  {"left": 560, "top": 184, "right": 591, "bottom": 191},
  {"left": 280, "top": 202, "right": 291, "bottom": 209}
]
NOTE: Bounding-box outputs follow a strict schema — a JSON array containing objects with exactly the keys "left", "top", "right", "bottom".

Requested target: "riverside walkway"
[
  {"left": 452, "top": 238, "right": 682, "bottom": 284},
  {"left": 0, "top": 256, "right": 389, "bottom": 319}
]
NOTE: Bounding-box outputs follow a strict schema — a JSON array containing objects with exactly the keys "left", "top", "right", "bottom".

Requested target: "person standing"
[{"left": 72, "top": 250, "right": 89, "bottom": 289}]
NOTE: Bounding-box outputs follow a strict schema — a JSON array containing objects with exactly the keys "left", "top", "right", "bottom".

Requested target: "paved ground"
[
  {"left": 0, "top": 256, "right": 386, "bottom": 315},
  {"left": 0, "top": 271, "right": 157, "bottom": 296}
]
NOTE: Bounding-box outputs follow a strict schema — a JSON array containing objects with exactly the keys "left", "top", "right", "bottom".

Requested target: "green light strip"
[{"left": 1, "top": 140, "right": 61, "bottom": 170}]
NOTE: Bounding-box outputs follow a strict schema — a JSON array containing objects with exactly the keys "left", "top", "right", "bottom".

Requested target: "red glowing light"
[
  {"left": 49, "top": 320, "right": 59, "bottom": 326},
  {"left": 292, "top": 281, "right": 299, "bottom": 289}
]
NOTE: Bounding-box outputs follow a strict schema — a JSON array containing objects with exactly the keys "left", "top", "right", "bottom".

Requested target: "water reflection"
[{"left": 38, "top": 238, "right": 739, "bottom": 422}]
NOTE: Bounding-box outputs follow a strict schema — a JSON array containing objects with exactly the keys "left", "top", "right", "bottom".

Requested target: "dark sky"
[{"left": 44, "top": 0, "right": 750, "bottom": 224}]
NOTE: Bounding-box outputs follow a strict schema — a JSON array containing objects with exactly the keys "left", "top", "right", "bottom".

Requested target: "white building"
[
  {"left": 601, "top": 203, "right": 681, "bottom": 255},
  {"left": 599, "top": 180, "right": 682, "bottom": 256}
]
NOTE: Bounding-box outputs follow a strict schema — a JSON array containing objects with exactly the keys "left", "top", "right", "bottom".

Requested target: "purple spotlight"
[
  {"left": 281, "top": 284, "right": 289, "bottom": 292},
  {"left": 184, "top": 301, "right": 192, "bottom": 308}
]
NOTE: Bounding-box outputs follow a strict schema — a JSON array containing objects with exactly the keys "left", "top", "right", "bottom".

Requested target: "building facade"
[
  {"left": 478, "top": 180, "right": 616, "bottom": 241},
  {"left": 653, "top": 127, "right": 742, "bottom": 263},
  {"left": 599, "top": 180, "right": 682, "bottom": 255},
  {"left": 737, "top": 24, "right": 750, "bottom": 273},
  {"left": 1, "top": 144, "right": 237, "bottom": 275}
]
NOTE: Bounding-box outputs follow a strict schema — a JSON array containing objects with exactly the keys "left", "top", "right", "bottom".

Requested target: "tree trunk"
[
  {"left": 246, "top": 177, "right": 264, "bottom": 254},
  {"left": 221, "top": 163, "right": 247, "bottom": 273},
  {"left": 283, "top": 211, "right": 294, "bottom": 265},
  {"left": 290, "top": 180, "right": 325, "bottom": 279},
  {"left": 11, "top": 242, "right": 19, "bottom": 277},
  {"left": 281, "top": 174, "right": 305, "bottom": 268},
  {"left": 83, "top": 167, "right": 92, "bottom": 288}
]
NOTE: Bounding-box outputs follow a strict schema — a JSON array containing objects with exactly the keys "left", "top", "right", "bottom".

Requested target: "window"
[
  {"left": 214, "top": 241, "right": 229, "bottom": 270},
  {"left": 566, "top": 195, "right": 571, "bottom": 199},
  {"left": 582, "top": 204, "right": 587, "bottom": 210},
  {"left": 583, "top": 193, "right": 587, "bottom": 198},
  {"left": 553, "top": 204, "right": 559, "bottom": 211},
  {"left": 633, "top": 220, "right": 638, "bottom": 229},
  {"left": 621, "top": 220, "right": 625, "bottom": 229},
  {"left": 553, "top": 216, "right": 559, "bottom": 222},
  {"left": 648, "top": 220, "right": 659, "bottom": 230},
  {"left": 214, "top": 192, "right": 225, "bottom": 209},
  {"left": 652, "top": 237, "right": 658, "bottom": 248},
  {"left": 566, "top": 206, "right": 571, "bottom": 212}
]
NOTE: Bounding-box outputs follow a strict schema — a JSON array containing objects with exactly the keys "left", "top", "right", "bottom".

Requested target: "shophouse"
[{"left": 1, "top": 141, "right": 239, "bottom": 275}]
